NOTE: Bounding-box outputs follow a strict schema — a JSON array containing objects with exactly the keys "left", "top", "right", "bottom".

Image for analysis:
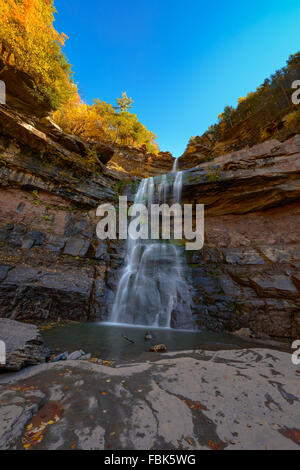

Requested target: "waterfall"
[
  {"left": 172, "top": 157, "right": 178, "bottom": 173},
  {"left": 110, "top": 160, "right": 193, "bottom": 328}
]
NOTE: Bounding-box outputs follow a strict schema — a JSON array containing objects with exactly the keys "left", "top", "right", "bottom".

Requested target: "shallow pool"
[{"left": 42, "top": 322, "right": 268, "bottom": 363}]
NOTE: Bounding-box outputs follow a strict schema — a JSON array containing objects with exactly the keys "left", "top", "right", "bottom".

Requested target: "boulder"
[
  {"left": 232, "top": 328, "right": 253, "bottom": 338},
  {"left": 80, "top": 353, "right": 91, "bottom": 360},
  {"left": 0, "top": 319, "right": 50, "bottom": 371},
  {"left": 51, "top": 352, "right": 68, "bottom": 362},
  {"left": 67, "top": 350, "right": 85, "bottom": 360},
  {"left": 63, "top": 237, "right": 91, "bottom": 258}
]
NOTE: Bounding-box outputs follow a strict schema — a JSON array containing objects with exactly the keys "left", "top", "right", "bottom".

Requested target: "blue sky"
[{"left": 54, "top": 0, "right": 300, "bottom": 156}]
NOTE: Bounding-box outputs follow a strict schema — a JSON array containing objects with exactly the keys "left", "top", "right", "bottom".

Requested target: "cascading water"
[
  {"left": 110, "top": 159, "right": 193, "bottom": 328},
  {"left": 172, "top": 157, "right": 178, "bottom": 173}
]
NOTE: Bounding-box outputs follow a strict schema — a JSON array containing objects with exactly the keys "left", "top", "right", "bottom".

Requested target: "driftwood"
[{"left": 122, "top": 334, "right": 135, "bottom": 344}]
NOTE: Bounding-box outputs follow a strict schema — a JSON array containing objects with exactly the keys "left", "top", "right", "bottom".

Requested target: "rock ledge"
[{"left": 0, "top": 319, "right": 49, "bottom": 371}]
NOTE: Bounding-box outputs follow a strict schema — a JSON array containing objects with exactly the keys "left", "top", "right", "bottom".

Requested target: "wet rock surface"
[
  {"left": 0, "top": 348, "right": 299, "bottom": 450},
  {"left": 0, "top": 319, "right": 49, "bottom": 371}
]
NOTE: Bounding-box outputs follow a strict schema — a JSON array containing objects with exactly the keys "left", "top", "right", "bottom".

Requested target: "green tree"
[
  {"left": 113, "top": 92, "right": 134, "bottom": 143},
  {"left": 114, "top": 92, "right": 134, "bottom": 113}
]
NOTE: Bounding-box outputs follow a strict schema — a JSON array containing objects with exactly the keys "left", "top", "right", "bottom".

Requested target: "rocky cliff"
[
  {"left": 0, "top": 63, "right": 173, "bottom": 324},
  {"left": 0, "top": 103, "right": 120, "bottom": 323},
  {"left": 0, "top": 64, "right": 299, "bottom": 340},
  {"left": 181, "top": 137, "right": 300, "bottom": 339},
  {"left": 106, "top": 146, "right": 174, "bottom": 178}
]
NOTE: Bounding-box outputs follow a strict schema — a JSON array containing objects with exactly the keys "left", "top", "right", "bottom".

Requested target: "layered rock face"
[
  {"left": 180, "top": 137, "right": 300, "bottom": 339},
  {"left": 106, "top": 146, "right": 174, "bottom": 178},
  {"left": 0, "top": 58, "right": 52, "bottom": 118},
  {"left": 0, "top": 113, "right": 126, "bottom": 322}
]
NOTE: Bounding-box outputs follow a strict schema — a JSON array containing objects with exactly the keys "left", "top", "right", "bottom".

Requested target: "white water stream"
[{"left": 110, "top": 159, "right": 193, "bottom": 328}]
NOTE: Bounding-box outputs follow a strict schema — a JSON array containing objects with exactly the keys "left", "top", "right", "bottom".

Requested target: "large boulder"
[{"left": 0, "top": 319, "right": 50, "bottom": 371}]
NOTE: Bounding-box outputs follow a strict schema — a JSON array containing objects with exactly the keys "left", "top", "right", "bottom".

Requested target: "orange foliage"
[
  {"left": 0, "top": 0, "right": 76, "bottom": 108},
  {"left": 53, "top": 97, "right": 159, "bottom": 153}
]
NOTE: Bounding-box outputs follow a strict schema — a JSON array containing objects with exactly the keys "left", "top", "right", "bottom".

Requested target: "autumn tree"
[
  {"left": 112, "top": 92, "right": 134, "bottom": 143},
  {"left": 114, "top": 92, "right": 134, "bottom": 113},
  {"left": 53, "top": 95, "right": 159, "bottom": 153},
  {"left": 0, "top": 0, "right": 76, "bottom": 108},
  {"left": 0, "top": 3, "right": 159, "bottom": 153}
]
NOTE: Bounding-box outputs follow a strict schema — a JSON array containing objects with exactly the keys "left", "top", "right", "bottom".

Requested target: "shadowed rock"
[{"left": 0, "top": 319, "right": 49, "bottom": 371}]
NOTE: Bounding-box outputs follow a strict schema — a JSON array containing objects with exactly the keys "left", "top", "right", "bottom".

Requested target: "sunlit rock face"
[{"left": 106, "top": 146, "right": 174, "bottom": 178}]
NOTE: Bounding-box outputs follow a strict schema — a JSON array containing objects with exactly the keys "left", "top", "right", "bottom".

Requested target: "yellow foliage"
[
  {"left": 0, "top": 1, "right": 159, "bottom": 152},
  {"left": 213, "top": 141, "right": 227, "bottom": 155},
  {"left": 53, "top": 98, "right": 159, "bottom": 153},
  {"left": 185, "top": 145, "right": 197, "bottom": 154},
  {"left": 0, "top": 0, "right": 76, "bottom": 108},
  {"left": 284, "top": 111, "right": 300, "bottom": 130},
  {"left": 260, "top": 128, "right": 269, "bottom": 140}
]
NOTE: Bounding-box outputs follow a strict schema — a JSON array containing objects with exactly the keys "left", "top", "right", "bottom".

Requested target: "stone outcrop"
[
  {"left": 107, "top": 146, "right": 174, "bottom": 178},
  {"left": 0, "top": 319, "right": 49, "bottom": 371},
  {"left": 0, "top": 58, "right": 52, "bottom": 118}
]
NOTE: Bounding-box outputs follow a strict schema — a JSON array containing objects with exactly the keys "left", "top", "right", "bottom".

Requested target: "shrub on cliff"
[{"left": 284, "top": 109, "right": 300, "bottom": 131}]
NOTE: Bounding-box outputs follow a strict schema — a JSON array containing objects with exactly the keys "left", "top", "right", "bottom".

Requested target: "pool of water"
[{"left": 42, "top": 322, "right": 270, "bottom": 363}]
